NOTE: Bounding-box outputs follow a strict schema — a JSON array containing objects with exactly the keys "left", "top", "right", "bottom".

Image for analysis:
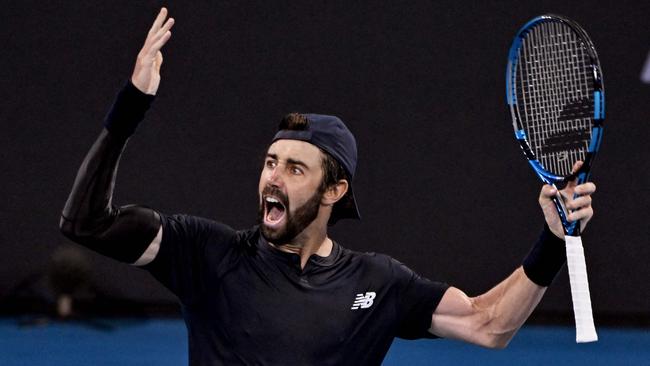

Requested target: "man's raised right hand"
[{"left": 131, "top": 8, "right": 175, "bottom": 95}]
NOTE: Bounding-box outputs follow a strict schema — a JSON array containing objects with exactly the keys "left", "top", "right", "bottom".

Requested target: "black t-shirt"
[{"left": 144, "top": 214, "right": 449, "bottom": 365}]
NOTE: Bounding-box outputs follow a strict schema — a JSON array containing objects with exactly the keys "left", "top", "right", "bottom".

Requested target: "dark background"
[{"left": 2, "top": 0, "right": 648, "bottom": 323}]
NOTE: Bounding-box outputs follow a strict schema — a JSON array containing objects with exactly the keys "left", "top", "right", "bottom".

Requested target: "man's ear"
[{"left": 322, "top": 179, "right": 349, "bottom": 206}]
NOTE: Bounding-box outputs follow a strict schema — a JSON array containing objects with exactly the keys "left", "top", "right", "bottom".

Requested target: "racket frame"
[{"left": 506, "top": 14, "right": 604, "bottom": 236}]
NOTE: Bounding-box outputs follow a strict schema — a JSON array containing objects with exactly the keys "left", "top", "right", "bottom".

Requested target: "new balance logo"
[{"left": 351, "top": 292, "right": 376, "bottom": 310}]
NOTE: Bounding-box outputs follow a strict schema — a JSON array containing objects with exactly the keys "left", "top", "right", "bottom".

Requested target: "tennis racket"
[{"left": 506, "top": 14, "right": 603, "bottom": 343}]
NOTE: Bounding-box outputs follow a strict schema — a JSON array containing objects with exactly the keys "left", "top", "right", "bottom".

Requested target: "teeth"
[{"left": 265, "top": 197, "right": 279, "bottom": 203}]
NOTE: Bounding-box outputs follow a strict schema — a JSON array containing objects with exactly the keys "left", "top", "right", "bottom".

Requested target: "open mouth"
[{"left": 263, "top": 195, "right": 287, "bottom": 227}]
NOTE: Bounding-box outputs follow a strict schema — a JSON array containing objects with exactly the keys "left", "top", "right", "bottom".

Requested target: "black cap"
[{"left": 272, "top": 114, "right": 360, "bottom": 224}]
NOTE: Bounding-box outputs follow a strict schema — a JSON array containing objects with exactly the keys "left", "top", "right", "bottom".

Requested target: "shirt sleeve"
[
  {"left": 143, "top": 213, "right": 238, "bottom": 305},
  {"left": 391, "top": 259, "right": 450, "bottom": 339}
]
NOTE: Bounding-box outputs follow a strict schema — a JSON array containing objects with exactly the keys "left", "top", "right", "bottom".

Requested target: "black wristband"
[
  {"left": 522, "top": 225, "right": 566, "bottom": 286},
  {"left": 103, "top": 80, "right": 156, "bottom": 140}
]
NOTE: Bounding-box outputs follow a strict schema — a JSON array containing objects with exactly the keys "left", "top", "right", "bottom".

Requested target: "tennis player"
[{"left": 60, "top": 8, "right": 597, "bottom": 365}]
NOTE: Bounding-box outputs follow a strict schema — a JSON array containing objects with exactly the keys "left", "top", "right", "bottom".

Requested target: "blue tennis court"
[{"left": 1, "top": 318, "right": 647, "bottom": 365}]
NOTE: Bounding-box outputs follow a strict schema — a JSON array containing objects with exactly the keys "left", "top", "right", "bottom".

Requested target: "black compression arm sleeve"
[{"left": 59, "top": 81, "right": 160, "bottom": 263}]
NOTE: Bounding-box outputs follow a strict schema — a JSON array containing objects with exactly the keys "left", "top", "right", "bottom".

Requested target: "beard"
[{"left": 258, "top": 186, "right": 323, "bottom": 245}]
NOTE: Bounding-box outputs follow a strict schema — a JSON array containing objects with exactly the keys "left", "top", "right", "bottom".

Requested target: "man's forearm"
[
  {"left": 472, "top": 227, "right": 565, "bottom": 346},
  {"left": 59, "top": 82, "right": 161, "bottom": 263},
  {"left": 470, "top": 267, "right": 546, "bottom": 347},
  {"left": 430, "top": 227, "right": 565, "bottom": 348}
]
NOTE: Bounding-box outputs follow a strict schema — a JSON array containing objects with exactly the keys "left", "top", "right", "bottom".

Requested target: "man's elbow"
[
  {"left": 471, "top": 314, "right": 518, "bottom": 349},
  {"left": 481, "top": 330, "right": 516, "bottom": 349},
  {"left": 485, "top": 337, "right": 511, "bottom": 350},
  {"left": 60, "top": 214, "right": 73, "bottom": 235},
  {"left": 59, "top": 215, "right": 83, "bottom": 242},
  {"left": 59, "top": 214, "right": 100, "bottom": 244}
]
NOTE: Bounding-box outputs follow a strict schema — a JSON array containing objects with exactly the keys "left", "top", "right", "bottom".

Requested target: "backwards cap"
[{"left": 272, "top": 114, "right": 360, "bottom": 224}]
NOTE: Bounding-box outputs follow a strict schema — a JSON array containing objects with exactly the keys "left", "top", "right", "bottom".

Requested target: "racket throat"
[{"left": 551, "top": 187, "right": 580, "bottom": 236}]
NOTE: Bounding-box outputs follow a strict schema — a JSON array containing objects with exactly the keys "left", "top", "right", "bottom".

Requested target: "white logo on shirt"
[{"left": 351, "top": 292, "right": 376, "bottom": 310}]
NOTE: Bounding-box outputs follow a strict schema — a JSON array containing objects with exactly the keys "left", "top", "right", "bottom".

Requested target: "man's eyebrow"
[
  {"left": 286, "top": 158, "right": 310, "bottom": 170},
  {"left": 265, "top": 153, "right": 311, "bottom": 170}
]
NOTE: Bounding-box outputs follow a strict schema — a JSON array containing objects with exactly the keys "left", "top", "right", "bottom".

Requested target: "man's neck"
[{"left": 272, "top": 222, "right": 332, "bottom": 269}]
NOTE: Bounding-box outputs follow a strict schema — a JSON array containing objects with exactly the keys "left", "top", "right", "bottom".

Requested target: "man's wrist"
[
  {"left": 522, "top": 224, "right": 566, "bottom": 287},
  {"left": 103, "top": 80, "right": 156, "bottom": 140}
]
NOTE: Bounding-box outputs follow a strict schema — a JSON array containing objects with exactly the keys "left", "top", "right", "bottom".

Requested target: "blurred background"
[{"left": 1, "top": 0, "right": 649, "bottom": 363}]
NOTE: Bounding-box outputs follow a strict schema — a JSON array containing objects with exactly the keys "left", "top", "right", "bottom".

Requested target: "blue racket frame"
[{"left": 506, "top": 14, "right": 604, "bottom": 235}]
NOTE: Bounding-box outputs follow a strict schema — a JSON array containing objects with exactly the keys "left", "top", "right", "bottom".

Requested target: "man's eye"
[
  {"left": 266, "top": 160, "right": 276, "bottom": 168},
  {"left": 291, "top": 167, "right": 303, "bottom": 175}
]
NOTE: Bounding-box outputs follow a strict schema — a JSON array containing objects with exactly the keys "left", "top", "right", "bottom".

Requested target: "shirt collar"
[{"left": 256, "top": 228, "right": 341, "bottom": 268}]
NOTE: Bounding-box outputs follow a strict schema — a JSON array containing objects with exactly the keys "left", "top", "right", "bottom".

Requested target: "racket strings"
[{"left": 516, "top": 21, "right": 594, "bottom": 176}]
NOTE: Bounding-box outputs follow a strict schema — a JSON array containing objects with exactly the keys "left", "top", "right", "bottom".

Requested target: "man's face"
[{"left": 258, "top": 139, "right": 325, "bottom": 244}]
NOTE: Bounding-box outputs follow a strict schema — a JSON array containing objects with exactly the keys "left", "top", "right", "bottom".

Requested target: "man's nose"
[{"left": 267, "top": 166, "right": 284, "bottom": 187}]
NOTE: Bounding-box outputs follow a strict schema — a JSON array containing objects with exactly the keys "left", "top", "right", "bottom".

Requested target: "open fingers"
[
  {"left": 143, "top": 16, "right": 175, "bottom": 58},
  {"left": 152, "top": 15, "right": 175, "bottom": 39},
  {"left": 150, "top": 18, "right": 174, "bottom": 48},
  {"left": 150, "top": 32, "right": 172, "bottom": 58},
  {"left": 148, "top": 7, "right": 168, "bottom": 35}
]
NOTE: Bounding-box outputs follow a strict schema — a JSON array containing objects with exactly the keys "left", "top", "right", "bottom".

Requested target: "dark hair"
[
  {"left": 278, "top": 112, "right": 309, "bottom": 131},
  {"left": 278, "top": 113, "right": 349, "bottom": 193}
]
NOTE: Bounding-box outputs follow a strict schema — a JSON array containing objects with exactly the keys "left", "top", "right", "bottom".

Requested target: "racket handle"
[{"left": 565, "top": 235, "right": 598, "bottom": 343}]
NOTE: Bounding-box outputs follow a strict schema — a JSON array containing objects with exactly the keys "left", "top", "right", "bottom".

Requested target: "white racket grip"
[{"left": 565, "top": 235, "right": 598, "bottom": 343}]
